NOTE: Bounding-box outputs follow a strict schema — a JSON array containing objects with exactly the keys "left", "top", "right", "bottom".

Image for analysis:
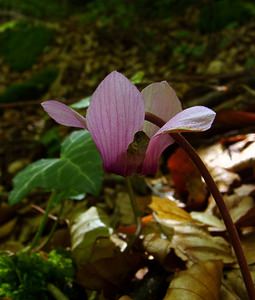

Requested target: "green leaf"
[
  {"left": 70, "top": 97, "right": 90, "bottom": 109},
  {"left": 130, "top": 71, "right": 144, "bottom": 84},
  {"left": 71, "top": 207, "right": 111, "bottom": 264},
  {"left": 9, "top": 131, "right": 103, "bottom": 204}
]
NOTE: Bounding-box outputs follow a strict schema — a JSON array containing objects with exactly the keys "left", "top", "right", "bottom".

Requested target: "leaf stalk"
[{"left": 29, "top": 191, "right": 59, "bottom": 251}]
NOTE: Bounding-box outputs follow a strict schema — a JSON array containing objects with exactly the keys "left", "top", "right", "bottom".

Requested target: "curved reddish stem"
[{"left": 145, "top": 112, "right": 255, "bottom": 299}]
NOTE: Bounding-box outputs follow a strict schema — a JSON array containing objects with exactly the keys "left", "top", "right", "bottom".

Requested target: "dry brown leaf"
[
  {"left": 143, "top": 233, "right": 172, "bottom": 263},
  {"left": 164, "top": 260, "right": 223, "bottom": 300},
  {"left": 234, "top": 184, "right": 255, "bottom": 197},
  {"left": 170, "top": 224, "right": 234, "bottom": 264},
  {"left": 227, "top": 135, "right": 255, "bottom": 172},
  {"left": 236, "top": 206, "right": 255, "bottom": 228},
  {"left": 201, "top": 185, "right": 255, "bottom": 229},
  {"left": 150, "top": 198, "right": 234, "bottom": 264},
  {"left": 198, "top": 144, "right": 240, "bottom": 193},
  {"left": 199, "top": 135, "right": 255, "bottom": 194},
  {"left": 190, "top": 211, "right": 225, "bottom": 232},
  {"left": 222, "top": 267, "right": 255, "bottom": 300},
  {"left": 227, "top": 195, "right": 254, "bottom": 223},
  {"left": 204, "top": 194, "right": 254, "bottom": 227},
  {"left": 241, "top": 233, "right": 255, "bottom": 265},
  {"left": 149, "top": 196, "right": 192, "bottom": 222},
  {"left": 167, "top": 148, "right": 207, "bottom": 209},
  {"left": 220, "top": 282, "right": 242, "bottom": 300},
  {"left": 76, "top": 252, "right": 141, "bottom": 290}
]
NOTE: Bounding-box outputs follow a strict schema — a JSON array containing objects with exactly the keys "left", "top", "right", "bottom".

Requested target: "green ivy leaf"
[{"left": 9, "top": 130, "right": 103, "bottom": 204}]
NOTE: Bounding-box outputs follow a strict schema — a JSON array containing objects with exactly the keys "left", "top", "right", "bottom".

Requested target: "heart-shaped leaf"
[{"left": 9, "top": 130, "right": 103, "bottom": 204}]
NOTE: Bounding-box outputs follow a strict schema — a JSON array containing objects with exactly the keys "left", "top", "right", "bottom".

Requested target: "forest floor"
[{"left": 1, "top": 6, "right": 255, "bottom": 300}]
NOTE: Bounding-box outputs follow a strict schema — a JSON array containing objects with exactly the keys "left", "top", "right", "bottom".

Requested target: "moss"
[
  {"left": 0, "top": 21, "right": 55, "bottom": 71},
  {"left": 0, "top": 67, "right": 58, "bottom": 103},
  {"left": 0, "top": 250, "right": 75, "bottom": 300}
]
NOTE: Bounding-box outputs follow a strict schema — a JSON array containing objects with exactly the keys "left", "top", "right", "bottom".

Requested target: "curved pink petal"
[
  {"left": 86, "top": 71, "right": 145, "bottom": 176},
  {"left": 41, "top": 100, "right": 87, "bottom": 128},
  {"left": 142, "top": 134, "right": 174, "bottom": 175},
  {"left": 154, "top": 106, "right": 216, "bottom": 135},
  {"left": 142, "top": 81, "right": 182, "bottom": 137},
  {"left": 142, "top": 106, "right": 215, "bottom": 175}
]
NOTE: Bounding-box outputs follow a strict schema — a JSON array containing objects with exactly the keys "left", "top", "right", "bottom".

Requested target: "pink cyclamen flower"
[{"left": 42, "top": 71, "right": 215, "bottom": 176}]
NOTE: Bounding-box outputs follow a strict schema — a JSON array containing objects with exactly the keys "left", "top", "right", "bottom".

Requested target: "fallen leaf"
[
  {"left": 236, "top": 206, "right": 255, "bottom": 228},
  {"left": 71, "top": 206, "right": 112, "bottom": 264},
  {"left": 143, "top": 233, "right": 172, "bottom": 263},
  {"left": 167, "top": 148, "right": 207, "bottom": 208},
  {"left": 164, "top": 260, "right": 223, "bottom": 300},
  {"left": 149, "top": 196, "right": 192, "bottom": 223},
  {"left": 190, "top": 211, "right": 225, "bottom": 232},
  {"left": 222, "top": 267, "right": 255, "bottom": 300},
  {"left": 76, "top": 252, "right": 141, "bottom": 290},
  {"left": 198, "top": 144, "right": 240, "bottom": 193},
  {"left": 241, "top": 233, "right": 255, "bottom": 265},
  {"left": 227, "top": 195, "right": 254, "bottom": 223},
  {"left": 170, "top": 223, "right": 234, "bottom": 264}
]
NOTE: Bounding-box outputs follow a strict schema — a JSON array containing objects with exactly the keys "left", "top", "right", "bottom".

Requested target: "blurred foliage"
[
  {"left": 0, "top": 0, "right": 253, "bottom": 107},
  {"left": 0, "top": 0, "right": 71, "bottom": 19},
  {"left": 199, "top": 0, "right": 255, "bottom": 33},
  {"left": 78, "top": 0, "right": 196, "bottom": 29},
  {"left": 77, "top": 0, "right": 255, "bottom": 33},
  {"left": 0, "top": 67, "right": 58, "bottom": 103},
  {"left": 0, "top": 21, "right": 55, "bottom": 71},
  {"left": 0, "top": 250, "right": 75, "bottom": 299},
  {"left": 1, "top": 0, "right": 255, "bottom": 32}
]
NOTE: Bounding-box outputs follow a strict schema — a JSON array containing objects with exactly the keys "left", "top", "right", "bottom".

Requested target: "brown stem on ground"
[{"left": 145, "top": 111, "right": 255, "bottom": 300}]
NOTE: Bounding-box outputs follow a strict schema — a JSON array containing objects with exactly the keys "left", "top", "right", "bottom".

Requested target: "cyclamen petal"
[
  {"left": 142, "top": 106, "right": 215, "bottom": 174},
  {"left": 154, "top": 106, "right": 216, "bottom": 135},
  {"left": 142, "top": 81, "right": 182, "bottom": 137},
  {"left": 41, "top": 100, "right": 87, "bottom": 129},
  {"left": 142, "top": 134, "right": 174, "bottom": 175},
  {"left": 86, "top": 71, "right": 145, "bottom": 176}
]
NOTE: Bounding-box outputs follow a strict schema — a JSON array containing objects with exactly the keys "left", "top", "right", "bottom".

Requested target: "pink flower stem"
[{"left": 145, "top": 112, "right": 255, "bottom": 299}]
